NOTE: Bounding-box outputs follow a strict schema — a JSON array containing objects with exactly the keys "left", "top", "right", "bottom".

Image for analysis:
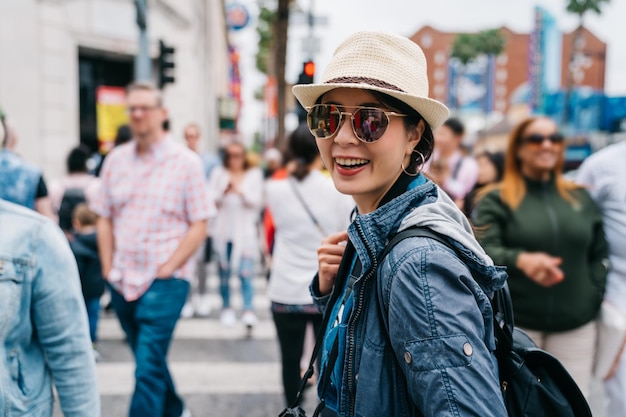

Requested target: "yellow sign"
[{"left": 96, "top": 86, "right": 128, "bottom": 154}]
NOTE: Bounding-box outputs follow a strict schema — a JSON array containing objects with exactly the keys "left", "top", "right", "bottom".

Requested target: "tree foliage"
[
  {"left": 566, "top": 0, "right": 610, "bottom": 18},
  {"left": 255, "top": 7, "right": 275, "bottom": 75},
  {"left": 451, "top": 29, "right": 506, "bottom": 65}
]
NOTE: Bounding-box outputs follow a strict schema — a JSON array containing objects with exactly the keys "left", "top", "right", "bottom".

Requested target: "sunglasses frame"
[
  {"left": 306, "top": 104, "right": 407, "bottom": 143},
  {"left": 520, "top": 132, "right": 565, "bottom": 146}
]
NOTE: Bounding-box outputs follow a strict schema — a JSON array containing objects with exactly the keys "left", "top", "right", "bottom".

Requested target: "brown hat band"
[{"left": 324, "top": 76, "right": 406, "bottom": 93}]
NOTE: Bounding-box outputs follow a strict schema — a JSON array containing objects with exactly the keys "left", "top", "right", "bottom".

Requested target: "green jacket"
[{"left": 474, "top": 176, "right": 608, "bottom": 332}]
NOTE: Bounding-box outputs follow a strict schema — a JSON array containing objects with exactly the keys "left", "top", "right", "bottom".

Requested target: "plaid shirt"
[{"left": 91, "top": 138, "right": 211, "bottom": 301}]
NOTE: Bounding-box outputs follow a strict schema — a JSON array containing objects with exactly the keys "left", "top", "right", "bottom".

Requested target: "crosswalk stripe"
[
  {"left": 99, "top": 313, "right": 277, "bottom": 341},
  {"left": 97, "top": 362, "right": 282, "bottom": 395}
]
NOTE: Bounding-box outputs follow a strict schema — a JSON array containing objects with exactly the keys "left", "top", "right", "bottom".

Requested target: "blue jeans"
[
  {"left": 109, "top": 278, "right": 190, "bottom": 417},
  {"left": 218, "top": 241, "right": 255, "bottom": 310},
  {"left": 85, "top": 297, "right": 100, "bottom": 343}
]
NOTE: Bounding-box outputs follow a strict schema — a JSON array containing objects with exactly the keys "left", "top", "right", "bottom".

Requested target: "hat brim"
[{"left": 292, "top": 83, "right": 450, "bottom": 130}]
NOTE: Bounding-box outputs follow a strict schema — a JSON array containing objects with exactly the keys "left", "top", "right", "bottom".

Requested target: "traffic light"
[
  {"left": 298, "top": 60, "right": 315, "bottom": 84},
  {"left": 296, "top": 60, "right": 315, "bottom": 122},
  {"left": 158, "top": 40, "right": 176, "bottom": 89}
]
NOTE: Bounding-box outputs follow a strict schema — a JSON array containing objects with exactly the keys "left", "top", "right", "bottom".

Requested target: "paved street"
[
  {"left": 52, "top": 268, "right": 607, "bottom": 417},
  {"left": 53, "top": 271, "right": 322, "bottom": 417}
]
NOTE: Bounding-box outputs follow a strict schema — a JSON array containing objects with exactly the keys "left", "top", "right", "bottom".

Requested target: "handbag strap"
[
  {"left": 288, "top": 177, "right": 327, "bottom": 236},
  {"left": 282, "top": 243, "right": 359, "bottom": 415}
]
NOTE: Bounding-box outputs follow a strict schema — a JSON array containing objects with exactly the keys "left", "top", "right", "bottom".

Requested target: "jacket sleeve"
[
  {"left": 310, "top": 273, "right": 330, "bottom": 314},
  {"left": 383, "top": 243, "right": 507, "bottom": 417},
  {"left": 473, "top": 190, "right": 523, "bottom": 270},
  {"left": 31, "top": 221, "right": 101, "bottom": 417},
  {"left": 584, "top": 192, "right": 609, "bottom": 306}
]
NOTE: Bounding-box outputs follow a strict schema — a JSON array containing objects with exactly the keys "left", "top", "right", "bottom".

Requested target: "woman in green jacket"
[{"left": 474, "top": 116, "right": 608, "bottom": 397}]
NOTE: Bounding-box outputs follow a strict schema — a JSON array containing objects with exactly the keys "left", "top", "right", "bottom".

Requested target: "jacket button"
[
  {"left": 463, "top": 342, "right": 473, "bottom": 357},
  {"left": 355, "top": 373, "right": 359, "bottom": 381},
  {"left": 404, "top": 351, "right": 412, "bottom": 364}
]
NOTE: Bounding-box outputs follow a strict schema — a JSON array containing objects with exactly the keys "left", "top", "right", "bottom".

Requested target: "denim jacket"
[
  {"left": 0, "top": 150, "right": 40, "bottom": 209},
  {"left": 0, "top": 200, "right": 100, "bottom": 417},
  {"left": 312, "top": 176, "right": 508, "bottom": 417}
]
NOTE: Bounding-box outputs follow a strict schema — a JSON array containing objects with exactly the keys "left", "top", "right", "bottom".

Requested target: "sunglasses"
[
  {"left": 306, "top": 104, "right": 407, "bottom": 143},
  {"left": 520, "top": 132, "right": 565, "bottom": 146}
]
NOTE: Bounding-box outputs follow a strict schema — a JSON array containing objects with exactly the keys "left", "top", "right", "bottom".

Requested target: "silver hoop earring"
[{"left": 401, "top": 150, "right": 425, "bottom": 177}]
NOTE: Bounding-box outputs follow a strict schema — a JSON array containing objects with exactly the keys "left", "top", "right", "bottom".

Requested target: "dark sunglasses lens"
[
  {"left": 524, "top": 133, "right": 564, "bottom": 145},
  {"left": 549, "top": 133, "right": 564, "bottom": 143},
  {"left": 354, "top": 108, "right": 388, "bottom": 142},
  {"left": 524, "top": 134, "right": 545, "bottom": 145},
  {"left": 308, "top": 105, "right": 339, "bottom": 139}
]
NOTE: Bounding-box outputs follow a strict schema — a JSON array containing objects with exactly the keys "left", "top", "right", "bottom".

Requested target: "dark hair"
[
  {"left": 67, "top": 145, "right": 91, "bottom": 173},
  {"left": 222, "top": 142, "right": 250, "bottom": 170},
  {"left": 477, "top": 151, "right": 505, "bottom": 182},
  {"left": 114, "top": 124, "right": 132, "bottom": 147},
  {"left": 442, "top": 117, "right": 465, "bottom": 136},
  {"left": 0, "top": 112, "right": 6, "bottom": 148},
  {"left": 287, "top": 122, "right": 319, "bottom": 181},
  {"left": 368, "top": 91, "right": 435, "bottom": 174}
]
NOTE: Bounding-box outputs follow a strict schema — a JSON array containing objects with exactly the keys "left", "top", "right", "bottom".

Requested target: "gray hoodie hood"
[{"left": 348, "top": 175, "right": 506, "bottom": 295}]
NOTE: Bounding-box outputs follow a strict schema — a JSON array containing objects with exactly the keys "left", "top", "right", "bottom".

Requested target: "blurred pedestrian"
[
  {"left": 463, "top": 150, "right": 504, "bottom": 217},
  {"left": 0, "top": 119, "right": 55, "bottom": 218},
  {"left": 474, "top": 116, "right": 608, "bottom": 397},
  {"left": 577, "top": 139, "right": 626, "bottom": 415},
  {"left": 263, "top": 147, "right": 284, "bottom": 179},
  {"left": 92, "top": 82, "right": 210, "bottom": 417},
  {"left": 209, "top": 141, "right": 264, "bottom": 328},
  {"left": 49, "top": 145, "right": 100, "bottom": 239},
  {"left": 292, "top": 30, "right": 507, "bottom": 416},
  {"left": 180, "top": 123, "right": 220, "bottom": 318},
  {"left": 425, "top": 117, "right": 478, "bottom": 208},
  {"left": 265, "top": 123, "right": 354, "bottom": 406},
  {"left": 69, "top": 203, "right": 106, "bottom": 360},
  {"left": 0, "top": 198, "right": 100, "bottom": 416}
]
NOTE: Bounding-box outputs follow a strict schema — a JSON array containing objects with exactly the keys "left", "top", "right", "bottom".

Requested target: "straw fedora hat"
[{"left": 292, "top": 31, "right": 449, "bottom": 130}]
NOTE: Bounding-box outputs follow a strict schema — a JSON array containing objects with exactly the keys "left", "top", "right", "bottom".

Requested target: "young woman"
[
  {"left": 265, "top": 123, "right": 354, "bottom": 407},
  {"left": 474, "top": 116, "right": 608, "bottom": 397},
  {"left": 209, "top": 141, "right": 264, "bottom": 327},
  {"left": 292, "top": 31, "right": 508, "bottom": 417}
]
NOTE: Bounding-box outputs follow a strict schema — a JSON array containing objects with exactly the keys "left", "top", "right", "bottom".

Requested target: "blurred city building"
[
  {"left": 0, "top": 0, "right": 231, "bottom": 179},
  {"left": 411, "top": 6, "right": 626, "bottom": 167},
  {"left": 411, "top": 18, "right": 606, "bottom": 117}
]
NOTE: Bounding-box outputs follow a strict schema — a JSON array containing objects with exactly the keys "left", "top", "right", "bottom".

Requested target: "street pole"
[{"left": 134, "top": 0, "right": 151, "bottom": 81}]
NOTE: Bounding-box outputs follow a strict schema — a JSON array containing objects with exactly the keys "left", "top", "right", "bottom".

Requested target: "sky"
[{"left": 230, "top": 0, "right": 626, "bottom": 139}]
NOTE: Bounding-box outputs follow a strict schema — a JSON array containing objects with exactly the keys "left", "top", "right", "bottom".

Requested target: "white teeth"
[{"left": 335, "top": 157, "right": 370, "bottom": 166}]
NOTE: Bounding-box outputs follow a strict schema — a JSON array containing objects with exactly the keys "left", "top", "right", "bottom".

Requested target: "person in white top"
[
  {"left": 577, "top": 140, "right": 626, "bottom": 417},
  {"left": 209, "top": 141, "right": 264, "bottom": 327},
  {"left": 265, "top": 123, "right": 354, "bottom": 406}
]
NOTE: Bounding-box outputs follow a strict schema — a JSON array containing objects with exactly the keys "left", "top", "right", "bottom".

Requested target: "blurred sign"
[
  {"left": 529, "top": 6, "right": 562, "bottom": 113},
  {"left": 96, "top": 86, "right": 128, "bottom": 154},
  {"left": 448, "top": 56, "right": 493, "bottom": 113},
  {"left": 226, "top": 3, "right": 250, "bottom": 31}
]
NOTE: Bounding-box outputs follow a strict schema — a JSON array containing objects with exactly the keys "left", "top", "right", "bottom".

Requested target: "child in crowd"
[{"left": 69, "top": 203, "right": 105, "bottom": 360}]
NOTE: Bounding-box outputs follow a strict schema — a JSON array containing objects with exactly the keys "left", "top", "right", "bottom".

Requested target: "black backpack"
[
  {"left": 58, "top": 187, "right": 86, "bottom": 232},
  {"left": 381, "top": 227, "right": 593, "bottom": 417}
]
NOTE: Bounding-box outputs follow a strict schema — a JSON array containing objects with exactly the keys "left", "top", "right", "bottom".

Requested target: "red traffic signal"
[{"left": 303, "top": 60, "right": 315, "bottom": 78}]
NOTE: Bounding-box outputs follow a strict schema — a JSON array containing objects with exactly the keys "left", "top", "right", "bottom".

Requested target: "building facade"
[
  {"left": 0, "top": 0, "right": 230, "bottom": 179},
  {"left": 410, "top": 24, "right": 606, "bottom": 116}
]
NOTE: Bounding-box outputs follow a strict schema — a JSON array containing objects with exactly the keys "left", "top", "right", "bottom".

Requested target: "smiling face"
[
  {"left": 516, "top": 117, "right": 563, "bottom": 180},
  {"left": 316, "top": 88, "right": 421, "bottom": 213}
]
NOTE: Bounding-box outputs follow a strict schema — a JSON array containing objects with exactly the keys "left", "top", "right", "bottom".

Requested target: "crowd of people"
[{"left": 0, "top": 30, "right": 625, "bottom": 417}]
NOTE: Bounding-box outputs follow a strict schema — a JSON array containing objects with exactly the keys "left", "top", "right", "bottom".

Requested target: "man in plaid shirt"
[{"left": 92, "top": 82, "right": 211, "bottom": 417}]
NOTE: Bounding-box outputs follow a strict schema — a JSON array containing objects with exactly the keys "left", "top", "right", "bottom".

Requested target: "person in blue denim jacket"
[
  {"left": 0, "top": 198, "right": 100, "bottom": 416},
  {"left": 292, "top": 31, "right": 508, "bottom": 416}
]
